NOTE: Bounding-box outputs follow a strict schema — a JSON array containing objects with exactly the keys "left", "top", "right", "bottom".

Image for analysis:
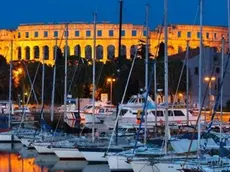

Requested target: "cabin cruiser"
[
  {"left": 118, "top": 93, "right": 200, "bottom": 128},
  {"left": 61, "top": 101, "right": 116, "bottom": 124}
]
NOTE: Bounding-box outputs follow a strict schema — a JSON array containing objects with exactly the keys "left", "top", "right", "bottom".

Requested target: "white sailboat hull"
[
  {"left": 0, "top": 134, "right": 20, "bottom": 142},
  {"left": 53, "top": 148, "right": 84, "bottom": 159},
  {"left": 108, "top": 155, "right": 132, "bottom": 171},
  {"left": 34, "top": 145, "right": 53, "bottom": 154},
  {"left": 131, "top": 161, "right": 186, "bottom": 172},
  {"left": 20, "top": 138, "right": 34, "bottom": 148},
  {"left": 80, "top": 151, "right": 108, "bottom": 162}
]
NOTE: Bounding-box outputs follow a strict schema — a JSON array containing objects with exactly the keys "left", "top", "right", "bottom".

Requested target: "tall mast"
[
  {"left": 115, "top": 0, "right": 123, "bottom": 145},
  {"left": 41, "top": 40, "right": 45, "bottom": 119},
  {"left": 64, "top": 23, "right": 68, "bottom": 122},
  {"left": 198, "top": 0, "right": 203, "bottom": 158},
  {"left": 186, "top": 40, "right": 190, "bottom": 125},
  {"left": 154, "top": 54, "right": 157, "bottom": 135},
  {"left": 164, "top": 0, "right": 169, "bottom": 155},
  {"left": 220, "top": 38, "right": 224, "bottom": 142},
  {"left": 51, "top": 38, "right": 58, "bottom": 122},
  {"left": 8, "top": 40, "right": 13, "bottom": 128},
  {"left": 92, "top": 12, "right": 97, "bottom": 142},
  {"left": 144, "top": 3, "right": 149, "bottom": 145}
]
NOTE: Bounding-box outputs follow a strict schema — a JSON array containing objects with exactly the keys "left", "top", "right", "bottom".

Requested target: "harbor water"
[{"left": 0, "top": 143, "right": 111, "bottom": 172}]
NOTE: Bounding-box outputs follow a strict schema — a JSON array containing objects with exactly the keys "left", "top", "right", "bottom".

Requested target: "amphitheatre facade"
[{"left": 0, "top": 23, "right": 228, "bottom": 65}]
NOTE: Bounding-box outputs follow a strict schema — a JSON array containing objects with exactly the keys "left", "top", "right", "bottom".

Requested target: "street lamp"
[
  {"left": 107, "top": 78, "right": 116, "bottom": 104},
  {"left": 204, "top": 76, "right": 216, "bottom": 114},
  {"left": 178, "top": 92, "right": 183, "bottom": 103}
]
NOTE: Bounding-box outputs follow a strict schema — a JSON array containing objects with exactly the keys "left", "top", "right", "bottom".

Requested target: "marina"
[{"left": 0, "top": 0, "right": 230, "bottom": 171}]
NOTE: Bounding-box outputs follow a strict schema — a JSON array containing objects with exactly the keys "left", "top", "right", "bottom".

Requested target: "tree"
[
  {"left": 0, "top": 55, "right": 9, "bottom": 99},
  {"left": 156, "top": 42, "right": 186, "bottom": 103}
]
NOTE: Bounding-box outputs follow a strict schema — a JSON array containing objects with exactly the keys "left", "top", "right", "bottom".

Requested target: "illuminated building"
[{"left": 0, "top": 23, "right": 228, "bottom": 65}]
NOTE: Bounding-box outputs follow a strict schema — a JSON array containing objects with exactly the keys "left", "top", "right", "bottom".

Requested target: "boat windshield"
[{"left": 128, "top": 97, "right": 136, "bottom": 103}]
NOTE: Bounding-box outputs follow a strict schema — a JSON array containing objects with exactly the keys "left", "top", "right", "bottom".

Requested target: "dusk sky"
[{"left": 0, "top": 0, "right": 227, "bottom": 29}]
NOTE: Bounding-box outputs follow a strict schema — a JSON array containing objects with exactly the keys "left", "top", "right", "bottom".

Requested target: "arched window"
[
  {"left": 85, "top": 45, "right": 92, "bottom": 59},
  {"left": 53, "top": 46, "right": 62, "bottom": 60},
  {"left": 178, "top": 46, "right": 183, "bottom": 53},
  {"left": 96, "top": 45, "right": 103, "bottom": 59},
  {"left": 17, "top": 47, "right": 22, "bottom": 60},
  {"left": 25, "top": 46, "right": 30, "bottom": 60},
  {"left": 74, "top": 45, "right": 81, "bottom": 57},
  {"left": 43, "top": 46, "right": 49, "bottom": 60},
  {"left": 107, "top": 45, "right": 115, "bottom": 60},
  {"left": 33, "top": 46, "right": 40, "bottom": 59},
  {"left": 121, "top": 45, "right": 126, "bottom": 58},
  {"left": 130, "top": 45, "right": 137, "bottom": 58}
]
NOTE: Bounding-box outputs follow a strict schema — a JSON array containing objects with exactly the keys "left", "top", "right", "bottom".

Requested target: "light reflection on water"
[{"left": 0, "top": 143, "right": 110, "bottom": 172}]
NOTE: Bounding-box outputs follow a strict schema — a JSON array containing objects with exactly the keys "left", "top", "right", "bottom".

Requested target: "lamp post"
[
  {"left": 204, "top": 76, "right": 216, "bottom": 116},
  {"left": 107, "top": 78, "right": 116, "bottom": 104}
]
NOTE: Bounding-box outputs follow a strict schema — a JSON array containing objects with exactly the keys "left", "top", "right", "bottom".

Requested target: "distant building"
[
  {"left": 0, "top": 23, "right": 228, "bottom": 65},
  {"left": 187, "top": 46, "right": 230, "bottom": 108}
]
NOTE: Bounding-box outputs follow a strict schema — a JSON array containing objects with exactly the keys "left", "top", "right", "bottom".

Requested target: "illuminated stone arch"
[
  {"left": 107, "top": 45, "right": 115, "bottom": 60},
  {"left": 43, "top": 45, "right": 49, "bottom": 60},
  {"left": 17, "top": 47, "right": 22, "bottom": 60},
  {"left": 25, "top": 46, "right": 30, "bottom": 60},
  {"left": 121, "top": 45, "right": 126, "bottom": 58},
  {"left": 130, "top": 45, "right": 137, "bottom": 58},
  {"left": 85, "top": 45, "right": 92, "bottom": 59},
  {"left": 74, "top": 45, "right": 81, "bottom": 57},
  {"left": 96, "top": 45, "right": 103, "bottom": 60},
  {"left": 33, "top": 46, "right": 40, "bottom": 59}
]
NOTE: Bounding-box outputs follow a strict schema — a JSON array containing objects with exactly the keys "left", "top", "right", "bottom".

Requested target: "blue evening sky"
[{"left": 0, "top": 0, "right": 227, "bottom": 29}]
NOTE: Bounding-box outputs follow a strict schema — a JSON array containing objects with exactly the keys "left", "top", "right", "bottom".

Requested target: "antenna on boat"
[
  {"left": 197, "top": 0, "right": 203, "bottom": 159},
  {"left": 8, "top": 40, "right": 13, "bottom": 128},
  {"left": 144, "top": 3, "right": 149, "bottom": 145},
  {"left": 164, "top": 0, "right": 169, "bottom": 155},
  {"left": 92, "top": 12, "right": 97, "bottom": 142}
]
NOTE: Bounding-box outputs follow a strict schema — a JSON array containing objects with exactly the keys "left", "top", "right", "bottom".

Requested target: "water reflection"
[
  {"left": 0, "top": 152, "right": 49, "bottom": 172},
  {"left": 0, "top": 143, "right": 111, "bottom": 172}
]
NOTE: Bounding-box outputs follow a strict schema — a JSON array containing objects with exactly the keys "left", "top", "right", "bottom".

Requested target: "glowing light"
[
  {"left": 204, "top": 76, "right": 216, "bottom": 82},
  {"left": 12, "top": 67, "right": 24, "bottom": 88},
  {"left": 178, "top": 93, "right": 183, "bottom": 97},
  {"left": 107, "top": 78, "right": 116, "bottom": 82}
]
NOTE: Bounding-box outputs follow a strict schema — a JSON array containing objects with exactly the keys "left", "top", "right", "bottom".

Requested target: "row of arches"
[
  {"left": 17, "top": 46, "right": 50, "bottom": 60},
  {"left": 15, "top": 44, "right": 139, "bottom": 60}
]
